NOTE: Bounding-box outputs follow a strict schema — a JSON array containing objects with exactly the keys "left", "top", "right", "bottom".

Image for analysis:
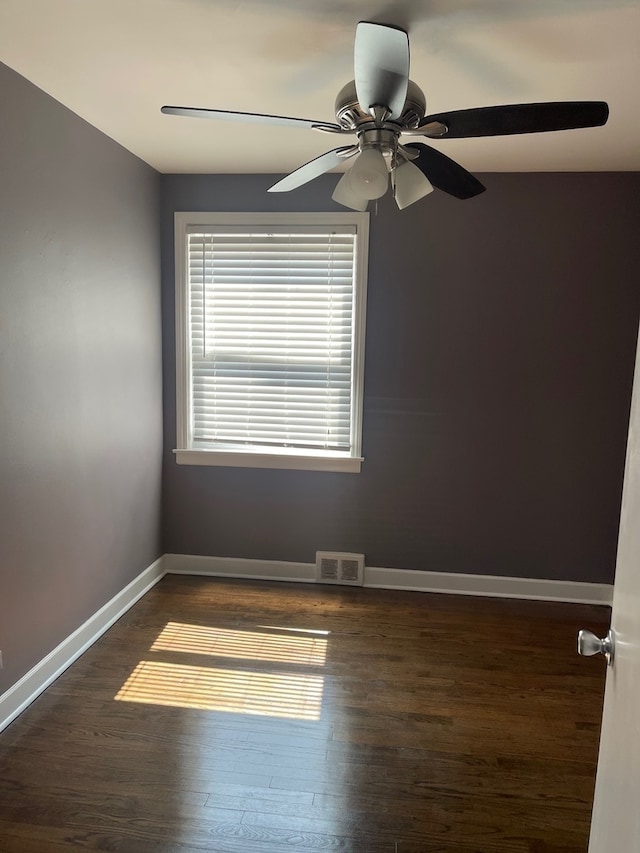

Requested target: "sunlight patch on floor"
[
  {"left": 258, "top": 626, "right": 330, "bottom": 636},
  {"left": 115, "top": 660, "right": 324, "bottom": 719},
  {"left": 151, "top": 622, "right": 327, "bottom": 666}
]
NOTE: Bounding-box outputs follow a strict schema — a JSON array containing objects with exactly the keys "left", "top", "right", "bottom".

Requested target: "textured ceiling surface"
[{"left": 0, "top": 0, "right": 638, "bottom": 173}]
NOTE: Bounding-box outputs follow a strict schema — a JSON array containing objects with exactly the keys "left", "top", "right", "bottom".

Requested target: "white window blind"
[{"left": 180, "top": 217, "right": 367, "bottom": 468}]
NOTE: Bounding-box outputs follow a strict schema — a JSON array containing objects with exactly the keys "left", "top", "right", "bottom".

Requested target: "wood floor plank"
[{"left": 0, "top": 576, "right": 608, "bottom": 851}]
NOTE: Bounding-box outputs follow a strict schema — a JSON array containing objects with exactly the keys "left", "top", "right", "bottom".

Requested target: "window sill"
[{"left": 173, "top": 448, "right": 363, "bottom": 473}]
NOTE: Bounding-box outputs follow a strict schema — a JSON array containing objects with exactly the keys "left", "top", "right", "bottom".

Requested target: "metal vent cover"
[{"left": 316, "top": 551, "right": 365, "bottom": 586}]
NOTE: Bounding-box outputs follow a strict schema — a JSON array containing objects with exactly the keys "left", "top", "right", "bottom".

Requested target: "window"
[{"left": 174, "top": 212, "right": 369, "bottom": 472}]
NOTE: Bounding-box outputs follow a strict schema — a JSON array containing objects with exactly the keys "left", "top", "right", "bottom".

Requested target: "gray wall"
[
  {"left": 0, "top": 63, "right": 163, "bottom": 693},
  {"left": 161, "top": 172, "right": 640, "bottom": 584}
]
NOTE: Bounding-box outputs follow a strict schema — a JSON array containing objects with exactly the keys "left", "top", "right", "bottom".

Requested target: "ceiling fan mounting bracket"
[
  {"left": 402, "top": 121, "right": 448, "bottom": 138},
  {"left": 370, "top": 105, "right": 391, "bottom": 125}
]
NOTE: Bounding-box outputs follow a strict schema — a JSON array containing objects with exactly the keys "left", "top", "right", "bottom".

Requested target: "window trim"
[{"left": 174, "top": 212, "right": 369, "bottom": 473}]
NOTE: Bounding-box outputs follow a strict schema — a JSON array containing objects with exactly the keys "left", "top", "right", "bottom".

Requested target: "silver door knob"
[{"left": 577, "top": 629, "right": 615, "bottom": 666}]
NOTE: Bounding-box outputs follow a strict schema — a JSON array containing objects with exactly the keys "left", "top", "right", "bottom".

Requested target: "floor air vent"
[{"left": 316, "top": 552, "right": 365, "bottom": 586}]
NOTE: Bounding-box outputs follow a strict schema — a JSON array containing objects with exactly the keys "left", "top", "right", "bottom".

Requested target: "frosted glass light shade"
[
  {"left": 347, "top": 148, "right": 389, "bottom": 200},
  {"left": 332, "top": 171, "right": 369, "bottom": 211},
  {"left": 394, "top": 160, "right": 434, "bottom": 210}
]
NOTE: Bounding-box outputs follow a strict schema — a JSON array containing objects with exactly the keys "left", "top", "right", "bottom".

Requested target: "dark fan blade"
[
  {"left": 161, "top": 105, "right": 342, "bottom": 132},
  {"left": 419, "top": 102, "right": 609, "bottom": 138},
  {"left": 404, "top": 143, "right": 485, "bottom": 200},
  {"left": 268, "top": 146, "right": 358, "bottom": 193},
  {"left": 354, "top": 22, "right": 409, "bottom": 120}
]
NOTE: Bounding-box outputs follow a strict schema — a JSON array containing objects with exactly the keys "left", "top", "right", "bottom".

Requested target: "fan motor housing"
[{"left": 335, "top": 79, "right": 426, "bottom": 130}]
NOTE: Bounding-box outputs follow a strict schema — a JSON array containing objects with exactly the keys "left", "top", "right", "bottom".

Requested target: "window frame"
[{"left": 173, "top": 211, "right": 369, "bottom": 473}]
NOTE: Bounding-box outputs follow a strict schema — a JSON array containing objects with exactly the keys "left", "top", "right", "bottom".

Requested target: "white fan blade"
[
  {"left": 161, "top": 105, "right": 342, "bottom": 132},
  {"left": 268, "top": 146, "right": 358, "bottom": 193},
  {"left": 354, "top": 22, "right": 409, "bottom": 120},
  {"left": 394, "top": 160, "right": 434, "bottom": 210},
  {"left": 332, "top": 171, "right": 369, "bottom": 211}
]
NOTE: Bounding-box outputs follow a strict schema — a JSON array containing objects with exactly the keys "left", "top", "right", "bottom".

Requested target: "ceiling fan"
[{"left": 161, "top": 21, "right": 609, "bottom": 210}]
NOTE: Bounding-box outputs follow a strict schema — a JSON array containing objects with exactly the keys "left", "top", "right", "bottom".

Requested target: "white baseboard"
[
  {"left": 365, "top": 565, "right": 613, "bottom": 605},
  {"left": 164, "top": 553, "right": 613, "bottom": 606},
  {"left": 0, "top": 557, "right": 165, "bottom": 734},
  {"left": 163, "top": 553, "right": 316, "bottom": 583},
  {"left": 0, "top": 552, "right": 612, "bottom": 733}
]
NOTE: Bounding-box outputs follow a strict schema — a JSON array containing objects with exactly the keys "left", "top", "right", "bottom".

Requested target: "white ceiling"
[{"left": 1, "top": 0, "right": 639, "bottom": 174}]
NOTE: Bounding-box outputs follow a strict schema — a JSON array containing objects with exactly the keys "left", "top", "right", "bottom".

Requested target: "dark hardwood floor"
[{"left": 0, "top": 576, "right": 610, "bottom": 852}]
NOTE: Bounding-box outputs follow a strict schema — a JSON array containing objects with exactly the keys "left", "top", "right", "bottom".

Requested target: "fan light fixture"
[
  {"left": 162, "top": 22, "right": 609, "bottom": 211},
  {"left": 346, "top": 147, "right": 388, "bottom": 199},
  {"left": 394, "top": 161, "right": 434, "bottom": 210},
  {"left": 331, "top": 171, "right": 367, "bottom": 211}
]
